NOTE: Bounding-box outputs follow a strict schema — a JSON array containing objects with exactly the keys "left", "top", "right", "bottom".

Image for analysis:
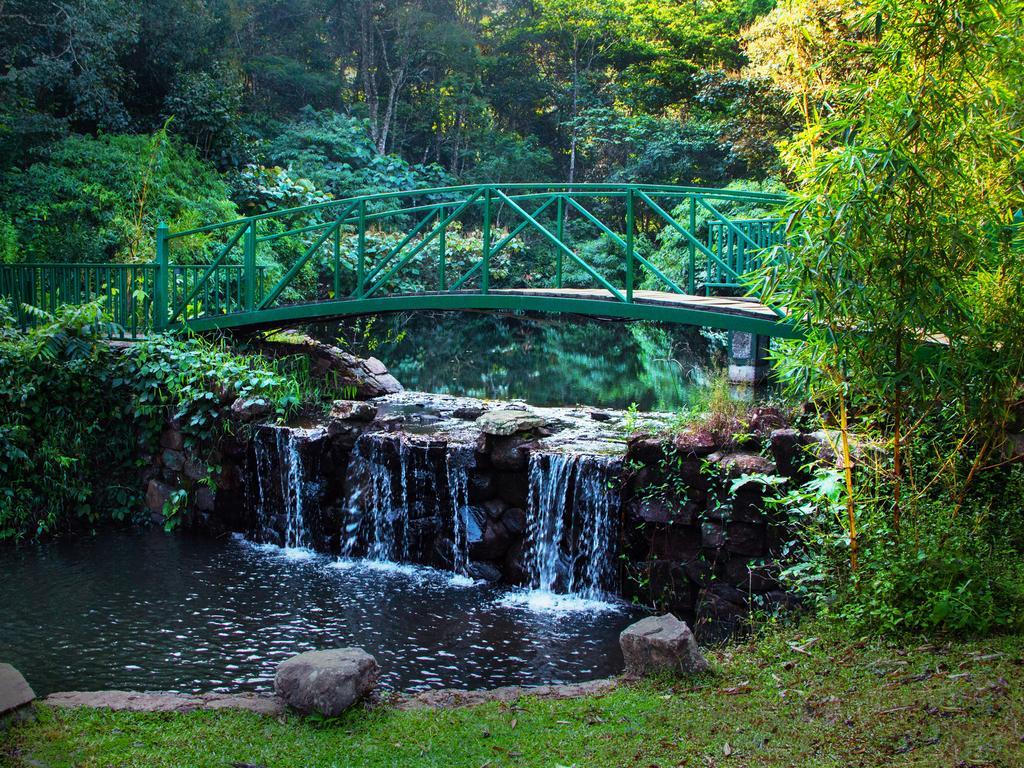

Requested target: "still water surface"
[
  {"left": 329, "top": 311, "right": 723, "bottom": 410},
  {"left": 0, "top": 529, "right": 643, "bottom": 696}
]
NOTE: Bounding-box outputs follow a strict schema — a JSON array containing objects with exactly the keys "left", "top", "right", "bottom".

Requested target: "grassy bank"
[{"left": 2, "top": 625, "right": 1022, "bottom": 768}]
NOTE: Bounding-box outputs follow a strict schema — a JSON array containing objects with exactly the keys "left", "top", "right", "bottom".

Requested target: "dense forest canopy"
[{"left": 0, "top": 0, "right": 801, "bottom": 265}]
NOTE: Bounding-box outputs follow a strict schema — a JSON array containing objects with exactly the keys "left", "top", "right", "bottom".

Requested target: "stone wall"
[{"left": 139, "top": 392, "right": 822, "bottom": 636}]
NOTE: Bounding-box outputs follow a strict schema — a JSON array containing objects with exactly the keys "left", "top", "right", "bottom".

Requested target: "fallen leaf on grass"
[
  {"left": 723, "top": 742, "right": 733, "bottom": 757},
  {"left": 720, "top": 681, "right": 752, "bottom": 695}
]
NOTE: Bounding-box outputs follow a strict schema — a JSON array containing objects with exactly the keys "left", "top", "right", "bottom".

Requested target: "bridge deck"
[
  {"left": 485, "top": 288, "right": 780, "bottom": 321},
  {"left": 182, "top": 287, "right": 794, "bottom": 338}
]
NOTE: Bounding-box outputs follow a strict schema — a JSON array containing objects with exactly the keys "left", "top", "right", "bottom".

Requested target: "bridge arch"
[{"left": 0, "top": 183, "right": 793, "bottom": 338}]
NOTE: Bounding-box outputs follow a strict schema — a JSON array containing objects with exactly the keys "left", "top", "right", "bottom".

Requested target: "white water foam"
[{"left": 495, "top": 588, "right": 623, "bottom": 615}]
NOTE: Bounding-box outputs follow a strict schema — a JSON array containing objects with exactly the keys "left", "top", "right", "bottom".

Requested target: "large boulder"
[
  {"left": 253, "top": 334, "right": 402, "bottom": 399},
  {"left": 477, "top": 409, "right": 546, "bottom": 437},
  {"left": 274, "top": 648, "right": 378, "bottom": 716},
  {"left": 619, "top": 614, "right": 709, "bottom": 678},
  {"left": 0, "top": 664, "right": 35, "bottom": 726}
]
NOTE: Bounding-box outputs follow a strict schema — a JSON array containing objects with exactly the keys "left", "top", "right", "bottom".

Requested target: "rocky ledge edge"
[{"left": 42, "top": 679, "right": 620, "bottom": 716}]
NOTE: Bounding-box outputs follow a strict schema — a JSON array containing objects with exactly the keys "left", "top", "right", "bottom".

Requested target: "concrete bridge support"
[{"left": 727, "top": 330, "right": 770, "bottom": 384}]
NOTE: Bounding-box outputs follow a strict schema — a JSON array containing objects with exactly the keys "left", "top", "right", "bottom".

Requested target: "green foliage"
[
  {"left": 0, "top": 132, "right": 236, "bottom": 264},
  {"left": 265, "top": 109, "right": 452, "bottom": 202},
  {"left": 754, "top": 0, "right": 1024, "bottom": 635},
  {"left": 772, "top": 467, "right": 1024, "bottom": 635},
  {"left": 163, "top": 64, "right": 251, "bottom": 168},
  {"left": 0, "top": 298, "right": 310, "bottom": 541},
  {"left": 0, "top": 300, "right": 137, "bottom": 540}
]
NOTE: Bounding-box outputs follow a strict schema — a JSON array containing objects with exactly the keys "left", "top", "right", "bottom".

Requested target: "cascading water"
[
  {"left": 525, "top": 452, "right": 621, "bottom": 600},
  {"left": 444, "top": 444, "right": 475, "bottom": 575},
  {"left": 340, "top": 433, "right": 475, "bottom": 572},
  {"left": 340, "top": 433, "right": 409, "bottom": 561},
  {"left": 249, "top": 425, "right": 320, "bottom": 549}
]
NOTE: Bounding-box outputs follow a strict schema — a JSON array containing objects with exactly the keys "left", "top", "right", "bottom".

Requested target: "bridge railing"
[
  {"left": 0, "top": 262, "right": 158, "bottom": 338},
  {"left": 0, "top": 184, "right": 788, "bottom": 335}
]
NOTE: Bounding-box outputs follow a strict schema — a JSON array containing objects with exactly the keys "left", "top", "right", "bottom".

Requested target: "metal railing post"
[
  {"left": 154, "top": 222, "right": 169, "bottom": 331},
  {"left": 625, "top": 187, "right": 635, "bottom": 302},
  {"left": 481, "top": 187, "right": 491, "bottom": 294},
  {"left": 438, "top": 205, "right": 447, "bottom": 291},
  {"left": 688, "top": 196, "right": 697, "bottom": 295},
  {"left": 243, "top": 220, "right": 256, "bottom": 312},
  {"left": 357, "top": 199, "right": 366, "bottom": 298},
  {"left": 556, "top": 195, "right": 564, "bottom": 288},
  {"left": 332, "top": 219, "right": 342, "bottom": 299}
]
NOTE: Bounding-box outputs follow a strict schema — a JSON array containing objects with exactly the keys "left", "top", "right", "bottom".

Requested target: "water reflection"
[
  {"left": 323, "top": 311, "right": 725, "bottom": 410},
  {"left": 0, "top": 530, "right": 644, "bottom": 696}
]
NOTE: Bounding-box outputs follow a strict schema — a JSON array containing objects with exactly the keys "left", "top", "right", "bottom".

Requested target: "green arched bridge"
[{"left": 0, "top": 183, "right": 795, "bottom": 339}]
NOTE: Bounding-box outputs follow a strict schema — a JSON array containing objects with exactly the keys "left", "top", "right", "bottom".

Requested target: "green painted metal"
[{"left": 0, "top": 183, "right": 793, "bottom": 339}]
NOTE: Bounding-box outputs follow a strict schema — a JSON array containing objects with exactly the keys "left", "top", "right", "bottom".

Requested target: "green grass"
[{"left": 3, "top": 624, "right": 1022, "bottom": 768}]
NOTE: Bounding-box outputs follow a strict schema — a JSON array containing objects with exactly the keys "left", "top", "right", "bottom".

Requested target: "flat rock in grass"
[
  {"left": 476, "top": 409, "right": 546, "bottom": 437},
  {"left": 274, "top": 648, "right": 378, "bottom": 716},
  {"left": 44, "top": 691, "right": 285, "bottom": 716},
  {"left": 0, "top": 664, "right": 35, "bottom": 723},
  {"left": 619, "top": 614, "right": 710, "bottom": 678}
]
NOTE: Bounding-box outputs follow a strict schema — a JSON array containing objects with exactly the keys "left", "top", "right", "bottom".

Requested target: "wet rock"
[
  {"left": 467, "top": 561, "right": 503, "bottom": 582},
  {"left": 453, "top": 405, "right": 486, "bottom": 421},
  {"left": 161, "top": 449, "right": 185, "bottom": 472},
  {"left": 501, "top": 507, "right": 527, "bottom": 536},
  {"left": 625, "top": 434, "right": 666, "bottom": 464},
  {"left": 477, "top": 409, "right": 546, "bottom": 437},
  {"left": 469, "top": 519, "right": 511, "bottom": 560},
  {"left": 650, "top": 526, "right": 701, "bottom": 561},
  {"left": 700, "top": 521, "right": 726, "bottom": 549},
  {"left": 231, "top": 397, "right": 272, "bottom": 422},
  {"left": 770, "top": 428, "right": 808, "bottom": 478},
  {"left": 673, "top": 430, "right": 716, "bottom": 458},
  {"left": 145, "top": 479, "right": 174, "bottom": 513},
  {"left": 503, "top": 540, "right": 530, "bottom": 584},
  {"left": 724, "top": 559, "right": 779, "bottom": 593},
  {"left": 467, "top": 472, "right": 496, "bottom": 503},
  {"left": 683, "top": 555, "right": 715, "bottom": 587},
  {"left": 194, "top": 485, "right": 216, "bottom": 513},
  {"left": 488, "top": 436, "right": 533, "bottom": 471},
  {"left": 159, "top": 428, "right": 184, "bottom": 451},
  {"left": 492, "top": 471, "right": 529, "bottom": 509},
  {"left": 632, "top": 497, "right": 672, "bottom": 524},
  {"left": 483, "top": 499, "right": 507, "bottom": 519},
  {"left": 274, "top": 648, "right": 378, "bottom": 716},
  {"left": 726, "top": 521, "right": 767, "bottom": 556},
  {"left": 330, "top": 400, "right": 378, "bottom": 423},
  {"left": 589, "top": 410, "right": 613, "bottom": 422},
  {"left": 619, "top": 614, "right": 709, "bottom": 677},
  {"left": 697, "top": 582, "right": 749, "bottom": 631},
  {"left": 748, "top": 406, "right": 787, "bottom": 435},
  {"left": 183, "top": 456, "right": 207, "bottom": 481},
  {"left": 0, "top": 664, "right": 35, "bottom": 724},
  {"left": 710, "top": 451, "right": 776, "bottom": 478}
]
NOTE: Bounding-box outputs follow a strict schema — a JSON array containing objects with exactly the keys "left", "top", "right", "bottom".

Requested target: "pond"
[
  {"left": 0, "top": 529, "right": 645, "bottom": 697},
  {"left": 325, "top": 311, "right": 726, "bottom": 411}
]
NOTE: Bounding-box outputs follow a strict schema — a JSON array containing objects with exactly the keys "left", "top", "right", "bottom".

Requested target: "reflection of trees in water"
[{"left": 326, "top": 311, "right": 719, "bottom": 410}]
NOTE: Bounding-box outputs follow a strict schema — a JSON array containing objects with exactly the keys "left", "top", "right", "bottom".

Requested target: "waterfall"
[
  {"left": 525, "top": 452, "right": 620, "bottom": 599},
  {"left": 445, "top": 445, "right": 475, "bottom": 575},
  {"left": 340, "top": 433, "right": 409, "bottom": 562},
  {"left": 249, "top": 425, "right": 318, "bottom": 549},
  {"left": 340, "top": 433, "right": 475, "bottom": 571}
]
